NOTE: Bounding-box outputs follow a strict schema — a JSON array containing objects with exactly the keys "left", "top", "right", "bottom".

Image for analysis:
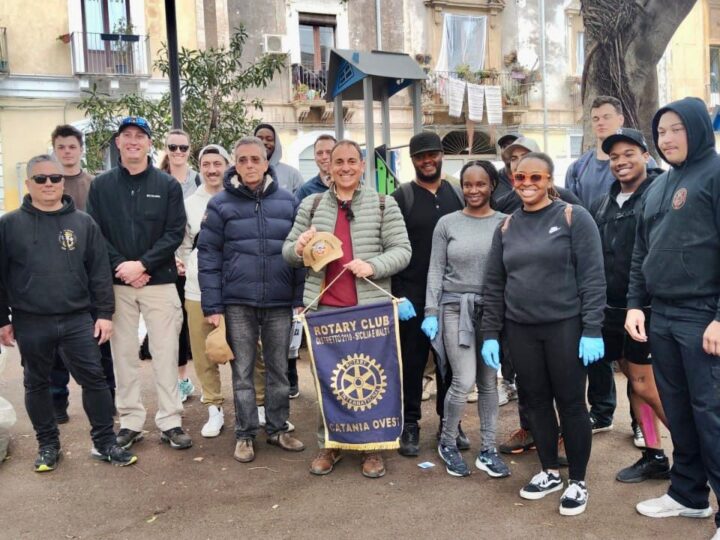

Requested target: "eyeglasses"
[
  {"left": 168, "top": 144, "right": 190, "bottom": 153},
  {"left": 31, "top": 174, "right": 63, "bottom": 184},
  {"left": 513, "top": 172, "right": 551, "bottom": 183},
  {"left": 120, "top": 115, "right": 150, "bottom": 128}
]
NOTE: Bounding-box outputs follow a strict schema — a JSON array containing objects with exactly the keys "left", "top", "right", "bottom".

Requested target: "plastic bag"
[{"left": 0, "top": 347, "right": 17, "bottom": 463}]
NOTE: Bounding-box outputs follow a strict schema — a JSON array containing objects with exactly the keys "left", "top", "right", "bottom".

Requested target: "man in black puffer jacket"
[
  {"left": 198, "top": 136, "right": 305, "bottom": 464},
  {"left": 0, "top": 155, "right": 136, "bottom": 472},
  {"left": 86, "top": 116, "right": 190, "bottom": 452}
]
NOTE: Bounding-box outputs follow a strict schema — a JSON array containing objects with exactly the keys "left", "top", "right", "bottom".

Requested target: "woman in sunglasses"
[
  {"left": 481, "top": 152, "right": 606, "bottom": 516},
  {"left": 160, "top": 129, "right": 200, "bottom": 199},
  {"left": 422, "top": 160, "right": 510, "bottom": 479}
]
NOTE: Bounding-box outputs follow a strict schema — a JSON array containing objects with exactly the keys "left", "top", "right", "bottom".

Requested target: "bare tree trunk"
[{"left": 581, "top": 0, "right": 697, "bottom": 155}]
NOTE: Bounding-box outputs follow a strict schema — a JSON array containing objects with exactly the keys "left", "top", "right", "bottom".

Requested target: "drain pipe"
[{"left": 376, "top": 0, "right": 382, "bottom": 50}]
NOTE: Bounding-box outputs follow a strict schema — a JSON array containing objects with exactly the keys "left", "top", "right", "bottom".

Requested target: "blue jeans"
[
  {"left": 225, "top": 305, "right": 292, "bottom": 439},
  {"left": 14, "top": 312, "right": 116, "bottom": 451},
  {"left": 650, "top": 298, "right": 720, "bottom": 526}
]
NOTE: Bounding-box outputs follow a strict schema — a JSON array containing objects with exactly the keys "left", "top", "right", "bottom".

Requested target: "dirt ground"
[{"left": 0, "top": 345, "right": 716, "bottom": 540}]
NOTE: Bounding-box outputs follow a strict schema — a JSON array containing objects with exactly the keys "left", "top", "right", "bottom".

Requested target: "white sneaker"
[
  {"left": 285, "top": 420, "right": 295, "bottom": 433},
  {"left": 201, "top": 405, "right": 224, "bottom": 438},
  {"left": 633, "top": 424, "right": 646, "bottom": 448},
  {"left": 258, "top": 406, "right": 266, "bottom": 427},
  {"left": 713, "top": 527, "right": 720, "bottom": 540},
  {"left": 467, "top": 385, "right": 478, "bottom": 403},
  {"left": 498, "top": 383, "right": 509, "bottom": 407},
  {"left": 559, "top": 480, "right": 588, "bottom": 516},
  {"left": 636, "top": 494, "right": 713, "bottom": 519}
]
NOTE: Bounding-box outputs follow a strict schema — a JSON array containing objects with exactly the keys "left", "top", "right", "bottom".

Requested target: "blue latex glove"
[
  {"left": 579, "top": 337, "right": 605, "bottom": 366},
  {"left": 420, "top": 316, "right": 438, "bottom": 340},
  {"left": 398, "top": 299, "right": 417, "bottom": 321},
  {"left": 481, "top": 339, "right": 500, "bottom": 370}
]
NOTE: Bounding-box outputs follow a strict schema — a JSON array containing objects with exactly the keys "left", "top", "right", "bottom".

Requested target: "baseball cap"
[
  {"left": 497, "top": 133, "right": 521, "bottom": 149},
  {"left": 117, "top": 116, "right": 152, "bottom": 138},
  {"left": 198, "top": 144, "right": 231, "bottom": 164},
  {"left": 303, "top": 232, "right": 344, "bottom": 272},
  {"left": 601, "top": 128, "right": 648, "bottom": 154},
  {"left": 409, "top": 132, "right": 443, "bottom": 157},
  {"left": 501, "top": 136, "right": 541, "bottom": 162}
]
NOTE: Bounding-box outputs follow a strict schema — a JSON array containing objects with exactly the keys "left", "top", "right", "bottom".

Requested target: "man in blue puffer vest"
[{"left": 198, "top": 136, "right": 306, "bottom": 464}]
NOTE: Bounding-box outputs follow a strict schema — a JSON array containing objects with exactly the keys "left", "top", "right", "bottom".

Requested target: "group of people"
[{"left": 0, "top": 94, "right": 719, "bottom": 534}]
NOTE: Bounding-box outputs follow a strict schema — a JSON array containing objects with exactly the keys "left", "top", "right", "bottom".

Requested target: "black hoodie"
[
  {"left": 627, "top": 97, "right": 720, "bottom": 318},
  {"left": 0, "top": 195, "right": 114, "bottom": 325}
]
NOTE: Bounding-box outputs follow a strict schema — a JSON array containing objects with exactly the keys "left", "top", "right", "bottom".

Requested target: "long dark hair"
[
  {"left": 516, "top": 152, "right": 560, "bottom": 200},
  {"left": 459, "top": 160, "right": 499, "bottom": 191}
]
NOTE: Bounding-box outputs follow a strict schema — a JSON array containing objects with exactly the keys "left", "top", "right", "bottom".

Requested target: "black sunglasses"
[
  {"left": 31, "top": 174, "right": 63, "bottom": 184},
  {"left": 168, "top": 144, "right": 190, "bottom": 153}
]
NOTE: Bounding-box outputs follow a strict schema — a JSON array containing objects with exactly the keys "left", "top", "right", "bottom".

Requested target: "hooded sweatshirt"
[
  {"left": 627, "top": 97, "right": 720, "bottom": 319},
  {"left": 254, "top": 124, "right": 303, "bottom": 194},
  {"left": 0, "top": 195, "right": 114, "bottom": 325}
]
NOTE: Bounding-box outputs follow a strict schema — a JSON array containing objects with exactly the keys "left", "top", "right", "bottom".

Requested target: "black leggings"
[{"left": 506, "top": 316, "right": 591, "bottom": 481}]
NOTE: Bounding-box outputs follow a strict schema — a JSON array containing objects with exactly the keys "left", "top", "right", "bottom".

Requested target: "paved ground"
[{"left": 0, "top": 345, "right": 716, "bottom": 540}]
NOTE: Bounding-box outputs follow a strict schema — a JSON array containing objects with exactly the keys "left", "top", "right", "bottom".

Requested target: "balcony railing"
[
  {"left": 423, "top": 70, "right": 537, "bottom": 110},
  {"left": 291, "top": 63, "right": 328, "bottom": 101},
  {"left": 70, "top": 31, "right": 150, "bottom": 76},
  {"left": 0, "top": 27, "right": 8, "bottom": 73}
]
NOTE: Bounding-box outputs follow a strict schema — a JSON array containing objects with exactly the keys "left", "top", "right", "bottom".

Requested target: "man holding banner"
[{"left": 283, "top": 140, "right": 412, "bottom": 478}]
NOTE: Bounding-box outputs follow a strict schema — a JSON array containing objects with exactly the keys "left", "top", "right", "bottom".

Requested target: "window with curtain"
[
  {"left": 435, "top": 14, "right": 487, "bottom": 73},
  {"left": 82, "top": 0, "right": 131, "bottom": 50}
]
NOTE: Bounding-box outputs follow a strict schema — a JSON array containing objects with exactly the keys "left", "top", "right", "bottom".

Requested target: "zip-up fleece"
[
  {"left": 198, "top": 166, "right": 304, "bottom": 315},
  {"left": 590, "top": 169, "right": 661, "bottom": 307},
  {"left": 627, "top": 97, "right": 720, "bottom": 319},
  {"left": 86, "top": 159, "right": 186, "bottom": 285},
  {"left": 0, "top": 195, "right": 114, "bottom": 325}
]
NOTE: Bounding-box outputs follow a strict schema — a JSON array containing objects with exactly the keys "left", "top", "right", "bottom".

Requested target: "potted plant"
[{"left": 57, "top": 33, "right": 71, "bottom": 44}]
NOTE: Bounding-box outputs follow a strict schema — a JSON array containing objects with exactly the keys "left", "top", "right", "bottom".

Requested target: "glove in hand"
[
  {"left": 579, "top": 337, "right": 605, "bottom": 366},
  {"left": 420, "top": 316, "right": 438, "bottom": 340},
  {"left": 481, "top": 339, "right": 500, "bottom": 370}
]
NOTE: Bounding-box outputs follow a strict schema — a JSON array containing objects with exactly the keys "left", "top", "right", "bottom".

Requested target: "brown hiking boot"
[
  {"left": 267, "top": 432, "right": 305, "bottom": 452},
  {"left": 310, "top": 449, "right": 342, "bottom": 475},
  {"left": 361, "top": 452, "right": 386, "bottom": 478},
  {"left": 233, "top": 439, "right": 255, "bottom": 463},
  {"left": 499, "top": 428, "right": 536, "bottom": 455}
]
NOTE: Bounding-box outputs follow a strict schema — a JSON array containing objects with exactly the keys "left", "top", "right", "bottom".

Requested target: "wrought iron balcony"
[
  {"left": 70, "top": 31, "right": 150, "bottom": 76},
  {"left": 291, "top": 63, "right": 328, "bottom": 101},
  {"left": 423, "top": 69, "right": 538, "bottom": 111},
  {"left": 0, "top": 27, "right": 8, "bottom": 73}
]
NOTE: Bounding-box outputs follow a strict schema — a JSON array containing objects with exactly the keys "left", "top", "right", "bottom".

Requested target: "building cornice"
[{"left": 0, "top": 74, "right": 170, "bottom": 100}]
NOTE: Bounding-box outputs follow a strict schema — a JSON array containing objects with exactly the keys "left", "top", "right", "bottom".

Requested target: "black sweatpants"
[
  {"left": 400, "top": 302, "right": 448, "bottom": 426},
  {"left": 14, "top": 312, "right": 116, "bottom": 451},
  {"left": 505, "top": 316, "right": 591, "bottom": 481}
]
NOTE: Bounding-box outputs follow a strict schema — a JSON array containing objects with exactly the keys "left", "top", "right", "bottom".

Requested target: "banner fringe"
[{"left": 324, "top": 441, "right": 400, "bottom": 451}]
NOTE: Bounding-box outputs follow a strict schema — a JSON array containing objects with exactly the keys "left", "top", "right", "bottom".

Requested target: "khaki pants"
[
  {"left": 111, "top": 284, "right": 183, "bottom": 432},
  {"left": 185, "top": 299, "right": 223, "bottom": 406}
]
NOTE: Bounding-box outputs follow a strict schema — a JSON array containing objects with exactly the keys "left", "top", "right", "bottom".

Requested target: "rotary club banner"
[{"left": 301, "top": 300, "right": 404, "bottom": 450}]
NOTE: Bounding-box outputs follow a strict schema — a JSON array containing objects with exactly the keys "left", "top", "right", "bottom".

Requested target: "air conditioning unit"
[{"left": 262, "top": 34, "right": 287, "bottom": 55}]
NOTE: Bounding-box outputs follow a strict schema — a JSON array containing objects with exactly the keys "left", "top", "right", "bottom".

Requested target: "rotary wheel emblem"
[{"left": 331, "top": 353, "right": 387, "bottom": 412}]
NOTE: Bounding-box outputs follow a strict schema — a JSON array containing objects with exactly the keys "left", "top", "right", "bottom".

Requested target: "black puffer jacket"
[{"left": 590, "top": 169, "right": 662, "bottom": 307}]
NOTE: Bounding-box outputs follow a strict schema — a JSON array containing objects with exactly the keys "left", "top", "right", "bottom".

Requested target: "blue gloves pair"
[
  {"left": 481, "top": 339, "right": 500, "bottom": 370},
  {"left": 579, "top": 337, "right": 604, "bottom": 366},
  {"left": 421, "top": 316, "right": 438, "bottom": 340},
  {"left": 398, "top": 299, "right": 417, "bottom": 321}
]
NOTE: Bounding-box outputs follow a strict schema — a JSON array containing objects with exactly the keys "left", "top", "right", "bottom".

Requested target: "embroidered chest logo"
[
  {"left": 548, "top": 226, "right": 561, "bottom": 234},
  {"left": 58, "top": 229, "right": 76, "bottom": 251},
  {"left": 672, "top": 188, "right": 687, "bottom": 210}
]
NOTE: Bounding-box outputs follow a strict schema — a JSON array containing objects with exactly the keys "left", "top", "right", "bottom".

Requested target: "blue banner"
[{"left": 301, "top": 300, "right": 403, "bottom": 450}]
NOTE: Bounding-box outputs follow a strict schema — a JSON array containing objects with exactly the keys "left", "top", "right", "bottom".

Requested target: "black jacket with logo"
[
  {"left": 0, "top": 195, "right": 114, "bottom": 325},
  {"left": 86, "top": 159, "right": 186, "bottom": 286},
  {"left": 627, "top": 97, "right": 720, "bottom": 319},
  {"left": 590, "top": 169, "right": 661, "bottom": 307}
]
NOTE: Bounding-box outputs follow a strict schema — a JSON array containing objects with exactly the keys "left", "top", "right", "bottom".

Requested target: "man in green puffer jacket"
[{"left": 283, "top": 139, "right": 411, "bottom": 479}]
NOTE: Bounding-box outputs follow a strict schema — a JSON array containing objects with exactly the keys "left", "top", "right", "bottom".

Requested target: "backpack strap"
[
  {"left": 394, "top": 182, "right": 414, "bottom": 219},
  {"left": 564, "top": 204, "right": 573, "bottom": 226},
  {"left": 379, "top": 195, "right": 386, "bottom": 227},
  {"left": 194, "top": 171, "right": 201, "bottom": 187},
  {"left": 309, "top": 193, "right": 323, "bottom": 220}
]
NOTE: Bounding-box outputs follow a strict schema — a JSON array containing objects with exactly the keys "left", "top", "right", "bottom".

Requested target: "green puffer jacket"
[{"left": 283, "top": 186, "right": 411, "bottom": 309}]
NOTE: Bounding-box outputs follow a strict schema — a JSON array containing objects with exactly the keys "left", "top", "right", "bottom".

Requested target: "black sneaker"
[
  {"left": 288, "top": 384, "right": 300, "bottom": 399},
  {"left": 456, "top": 423, "right": 471, "bottom": 451},
  {"left": 160, "top": 427, "right": 192, "bottom": 450},
  {"left": 438, "top": 444, "right": 470, "bottom": 477},
  {"left": 616, "top": 451, "right": 670, "bottom": 483},
  {"left": 519, "top": 470, "right": 563, "bottom": 500},
  {"left": 34, "top": 446, "right": 61, "bottom": 473},
  {"left": 398, "top": 423, "right": 420, "bottom": 457},
  {"left": 91, "top": 445, "right": 138, "bottom": 467},
  {"left": 590, "top": 416, "right": 613, "bottom": 434},
  {"left": 116, "top": 428, "right": 144, "bottom": 450},
  {"left": 560, "top": 480, "right": 588, "bottom": 516}
]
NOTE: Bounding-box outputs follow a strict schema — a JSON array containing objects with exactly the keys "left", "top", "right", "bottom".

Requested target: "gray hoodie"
[{"left": 254, "top": 123, "right": 303, "bottom": 194}]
